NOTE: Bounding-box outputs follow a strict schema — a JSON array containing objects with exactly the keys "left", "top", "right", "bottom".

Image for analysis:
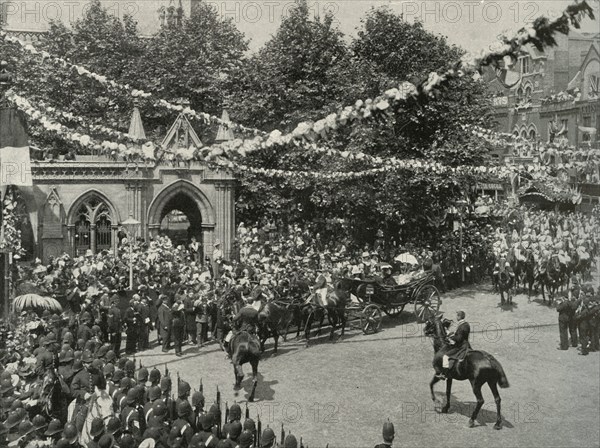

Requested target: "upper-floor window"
[
  {"left": 524, "top": 85, "right": 532, "bottom": 98},
  {"left": 590, "top": 75, "right": 599, "bottom": 98},
  {"left": 522, "top": 57, "right": 531, "bottom": 74}
]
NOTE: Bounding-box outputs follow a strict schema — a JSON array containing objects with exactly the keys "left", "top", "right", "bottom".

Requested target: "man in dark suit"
[
  {"left": 107, "top": 298, "right": 122, "bottom": 357},
  {"left": 434, "top": 310, "right": 471, "bottom": 380},
  {"left": 157, "top": 296, "right": 173, "bottom": 353},
  {"left": 557, "top": 296, "right": 572, "bottom": 350}
]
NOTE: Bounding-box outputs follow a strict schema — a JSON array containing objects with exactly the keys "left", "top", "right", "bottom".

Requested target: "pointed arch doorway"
[{"left": 147, "top": 180, "right": 216, "bottom": 260}]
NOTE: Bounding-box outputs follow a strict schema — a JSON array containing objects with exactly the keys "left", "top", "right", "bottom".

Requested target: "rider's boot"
[{"left": 434, "top": 366, "right": 446, "bottom": 381}]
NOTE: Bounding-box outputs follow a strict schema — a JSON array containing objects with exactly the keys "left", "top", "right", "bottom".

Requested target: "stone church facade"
[{"left": 24, "top": 158, "right": 235, "bottom": 263}]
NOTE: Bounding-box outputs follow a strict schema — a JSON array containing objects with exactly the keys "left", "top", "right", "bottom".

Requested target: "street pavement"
[{"left": 137, "top": 283, "right": 600, "bottom": 448}]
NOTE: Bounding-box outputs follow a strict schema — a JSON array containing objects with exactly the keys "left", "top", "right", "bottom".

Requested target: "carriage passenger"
[{"left": 380, "top": 264, "right": 397, "bottom": 287}]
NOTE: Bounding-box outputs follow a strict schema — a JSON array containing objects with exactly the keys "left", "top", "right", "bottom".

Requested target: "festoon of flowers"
[
  {"left": 1, "top": 0, "right": 593, "bottom": 161},
  {"left": 466, "top": 124, "right": 600, "bottom": 169},
  {"left": 202, "top": 0, "right": 596, "bottom": 157},
  {"left": 0, "top": 187, "right": 26, "bottom": 255},
  {"left": 7, "top": 92, "right": 157, "bottom": 162},
  {"left": 0, "top": 30, "right": 265, "bottom": 138}
]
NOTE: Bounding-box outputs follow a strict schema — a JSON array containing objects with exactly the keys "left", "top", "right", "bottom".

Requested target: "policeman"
[
  {"left": 283, "top": 434, "right": 298, "bottom": 448},
  {"left": 172, "top": 401, "right": 194, "bottom": 445},
  {"left": 260, "top": 426, "right": 276, "bottom": 448},
  {"left": 88, "top": 418, "right": 106, "bottom": 448},
  {"left": 70, "top": 350, "right": 102, "bottom": 406},
  {"left": 374, "top": 420, "right": 395, "bottom": 447},
  {"left": 195, "top": 296, "right": 210, "bottom": 347},
  {"left": 43, "top": 419, "right": 63, "bottom": 446},
  {"left": 138, "top": 297, "right": 151, "bottom": 350},
  {"left": 124, "top": 300, "right": 139, "bottom": 355},
  {"left": 589, "top": 290, "right": 600, "bottom": 352},
  {"left": 120, "top": 388, "right": 142, "bottom": 440},
  {"left": 191, "top": 391, "right": 206, "bottom": 426}
]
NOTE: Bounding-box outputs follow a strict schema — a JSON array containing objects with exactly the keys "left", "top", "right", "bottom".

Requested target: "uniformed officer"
[
  {"left": 124, "top": 299, "right": 139, "bottom": 355},
  {"left": 120, "top": 388, "right": 142, "bottom": 440},
  {"left": 197, "top": 413, "right": 219, "bottom": 447},
  {"left": 107, "top": 298, "right": 122, "bottom": 357},
  {"left": 184, "top": 292, "right": 197, "bottom": 345},
  {"left": 374, "top": 420, "right": 394, "bottom": 447},
  {"left": 283, "top": 434, "right": 298, "bottom": 448},
  {"left": 172, "top": 401, "right": 194, "bottom": 445},
  {"left": 259, "top": 427, "right": 277, "bottom": 448}
]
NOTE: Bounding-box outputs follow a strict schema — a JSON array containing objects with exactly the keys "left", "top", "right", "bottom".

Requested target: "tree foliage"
[{"left": 1, "top": 1, "right": 495, "bottom": 247}]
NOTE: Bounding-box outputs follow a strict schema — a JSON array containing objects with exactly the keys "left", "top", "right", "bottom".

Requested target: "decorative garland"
[
  {"left": 0, "top": 187, "right": 25, "bottom": 256},
  {"left": 0, "top": 31, "right": 265, "bottom": 138},
  {"left": 0, "top": 0, "right": 593, "bottom": 162}
]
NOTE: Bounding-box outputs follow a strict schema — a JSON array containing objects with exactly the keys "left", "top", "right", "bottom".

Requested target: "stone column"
[
  {"left": 67, "top": 225, "right": 75, "bottom": 257},
  {"left": 90, "top": 225, "right": 97, "bottom": 254},
  {"left": 111, "top": 225, "right": 118, "bottom": 256}
]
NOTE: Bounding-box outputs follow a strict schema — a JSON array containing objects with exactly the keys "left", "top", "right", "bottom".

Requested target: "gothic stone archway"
[{"left": 147, "top": 180, "right": 216, "bottom": 260}]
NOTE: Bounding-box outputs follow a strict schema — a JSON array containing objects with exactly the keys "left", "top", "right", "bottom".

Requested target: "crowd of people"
[
  {"left": 0, "top": 309, "right": 400, "bottom": 448},
  {"left": 3, "top": 203, "right": 600, "bottom": 447}
]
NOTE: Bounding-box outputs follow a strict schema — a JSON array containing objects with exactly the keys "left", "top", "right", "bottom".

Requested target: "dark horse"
[
  {"left": 40, "top": 369, "right": 71, "bottom": 422},
  {"left": 517, "top": 250, "right": 537, "bottom": 302},
  {"left": 303, "top": 281, "right": 350, "bottom": 347},
  {"left": 540, "top": 256, "right": 563, "bottom": 305},
  {"left": 229, "top": 330, "right": 260, "bottom": 402},
  {"left": 257, "top": 296, "right": 303, "bottom": 354},
  {"left": 425, "top": 314, "right": 510, "bottom": 429},
  {"left": 496, "top": 269, "right": 514, "bottom": 306}
]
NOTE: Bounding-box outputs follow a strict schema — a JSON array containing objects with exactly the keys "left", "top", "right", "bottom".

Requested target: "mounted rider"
[
  {"left": 433, "top": 311, "right": 471, "bottom": 380},
  {"left": 313, "top": 267, "right": 329, "bottom": 307}
]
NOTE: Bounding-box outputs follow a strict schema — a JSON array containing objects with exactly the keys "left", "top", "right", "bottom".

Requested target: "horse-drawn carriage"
[{"left": 337, "top": 272, "right": 442, "bottom": 334}]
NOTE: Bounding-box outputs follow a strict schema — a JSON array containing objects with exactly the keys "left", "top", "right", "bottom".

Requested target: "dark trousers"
[
  {"left": 186, "top": 316, "right": 197, "bottom": 344},
  {"left": 110, "top": 331, "right": 122, "bottom": 357},
  {"left": 569, "top": 319, "right": 578, "bottom": 347},
  {"left": 173, "top": 324, "right": 184, "bottom": 355},
  {"left": 197, "top": 322, "right": 208, "bottom": 346},
  {"left": 161, "top": 327, "right": 171, "bottom": 352},
  {"left": 579, "top": 323, "right": 590, "bottom": 354},
  {"left": 138, "top": 324, "right": 149, "bottom": 350},
  {"left": 590, "top": 321, "right": 600, "bottom": 352},
  {"left": 558, "top": 319, "right": 569, "bottom": 350},
  {"left": 125, "top": 328, "right": 138, "bottom": 354}
]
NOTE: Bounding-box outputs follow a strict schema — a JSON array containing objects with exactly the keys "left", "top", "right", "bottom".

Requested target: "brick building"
[{"left": 489, "top": 31, "right": 599, "bottom": 146}]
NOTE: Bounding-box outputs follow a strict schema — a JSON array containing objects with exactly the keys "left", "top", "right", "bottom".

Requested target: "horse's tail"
[{"left": 486, "top": 353, "right": 510, "bottom": 388}]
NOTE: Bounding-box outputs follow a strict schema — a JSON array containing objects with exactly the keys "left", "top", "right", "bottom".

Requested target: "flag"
[{"left": 0, "top": 108, "right": 32, "bottom": 187}]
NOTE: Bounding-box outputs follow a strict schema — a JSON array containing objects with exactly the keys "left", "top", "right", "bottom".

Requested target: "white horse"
[{"left": 68, "top": 387, "right": 114, "bottom": 446}]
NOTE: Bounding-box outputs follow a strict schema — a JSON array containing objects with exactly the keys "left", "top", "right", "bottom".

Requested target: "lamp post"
[
  {"left": 122, "top": 215, "right": 140, "bottom": 290},
  {"left": 453, "top": 199, "right": 468, "bottom": 284}
]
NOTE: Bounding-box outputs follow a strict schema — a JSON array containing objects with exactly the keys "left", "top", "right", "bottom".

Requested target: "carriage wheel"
[
  {"left": 360, "top": 304, "right": 383, "bottom": 335},
  {"left": 414, "top": 285, "right": 441, "bottom": 323},
  {"left": 383, "top": 305, "right": 405, "bottom": 317}
]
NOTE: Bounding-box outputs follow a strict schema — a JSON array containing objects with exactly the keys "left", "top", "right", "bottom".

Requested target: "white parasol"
[{"left": 394, "top": 252, "right": 419, "bottom": 265}]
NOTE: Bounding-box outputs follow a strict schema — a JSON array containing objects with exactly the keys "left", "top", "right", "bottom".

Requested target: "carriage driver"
[
  {"left": 314, "top": 267, "right": 329, "bottom": 307},
  {"left": 433, "top": 310, "right": 471, "bottom": 380}
]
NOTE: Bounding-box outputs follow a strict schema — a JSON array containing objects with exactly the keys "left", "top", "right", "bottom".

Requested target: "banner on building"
[{"left": 0, "top": 108, "right": 32, "bottom": 187}]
